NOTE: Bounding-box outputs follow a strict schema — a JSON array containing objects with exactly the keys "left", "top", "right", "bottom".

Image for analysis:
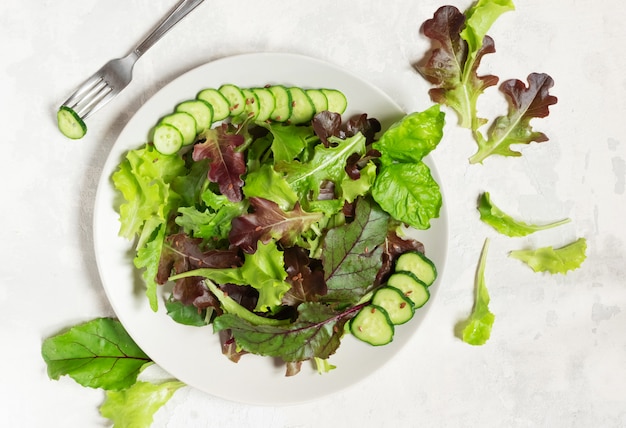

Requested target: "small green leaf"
[
  {"left": 100, "top": 380, "right": 184, "bottom": 428},
  {"left": 41, "top": 318, "right": 151, "bottom": 390},
  {"left": 509, "top": 238, "right": 587, "bottom": 274},
  {"left": 478, "top": 192, "right": 571, "bottom": 237},
  {"left": 459, "top": 239, "right": 495, "bottom": 346}
]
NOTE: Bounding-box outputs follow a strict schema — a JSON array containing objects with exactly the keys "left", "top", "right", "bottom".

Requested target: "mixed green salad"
[{"left": 112, "top": 83, "right": 445, "bottom": 374}]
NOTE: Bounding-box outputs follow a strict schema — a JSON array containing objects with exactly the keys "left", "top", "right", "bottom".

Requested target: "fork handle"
[{"left": 133, "top": 0, "right": 205, "bottom": 58}]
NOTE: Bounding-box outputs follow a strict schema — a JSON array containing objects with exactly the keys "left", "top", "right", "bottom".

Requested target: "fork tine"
[
  {"left": 62, "top": 74, "right": 104, "bottom": 108},
  {"left": 73, "top": 82, "right": 115, "bottom": 119}
]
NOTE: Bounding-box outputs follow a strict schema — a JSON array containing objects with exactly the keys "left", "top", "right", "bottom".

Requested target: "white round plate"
[{"left": 93, "top": 52, "right": 448, "bottom": 405}]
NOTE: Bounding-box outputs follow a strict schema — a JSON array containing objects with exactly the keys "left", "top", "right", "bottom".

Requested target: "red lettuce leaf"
[
  {"left": 470, "top": 73, "right": 558, "bottom": 163},
  {"left": 282, "top": 246, "right": 327, "bottom": 306},
  {"left": 416, "top": 5, "right": 499, "bottom": 129},
  {"left": 228, "top": 197, "right": 324, "bottom": 254},
  {"left": 376, "top": 231, "right": 426, "bottom": 285},
  {"left": 192, "top": 124, "right": 246, "bottom": 202}
]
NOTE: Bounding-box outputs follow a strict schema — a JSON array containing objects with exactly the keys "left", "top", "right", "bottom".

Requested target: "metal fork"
[{"left": 61, "top": 0, "right": 204, "bottom": 120}]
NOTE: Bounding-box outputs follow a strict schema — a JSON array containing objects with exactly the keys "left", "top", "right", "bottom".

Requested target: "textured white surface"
[{"left": 1, "top": 0, "right": 625, "bottom": 427}]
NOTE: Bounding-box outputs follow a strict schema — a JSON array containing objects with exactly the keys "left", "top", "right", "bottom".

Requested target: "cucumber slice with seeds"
[
  {"left": 218, "top": 84, "right": 246, "bottom": 116},
  {"left": 241, "top": 88, "right": 260, "bottom": 120},
  {"left": 197, "top": 88, "right": 230, "bottom": 121},
  {"left": 321, "top": 89, "right": 348, "bottom": 114},
  {"left": 306, "top": 89, "right": 329, "bottom": 113},
  {"left": 288, "top": 87, "right": 316, "bottom": 124},
  {"left": 153, "top": 123, "right": 183, "bottom": 155},
  {"left": 57, "top": 106, "right": 87, "bottom": 139},
  {"left": 371, "top": 286, "right": 415, "bottom": 325},
  {"left": 395, "top": 251, "right": 437, "bottom": 287},
  {"left": 350, "top": 304, "right": 394, "bottom": 346},
  {"left": 387, "top": 272, "right": 430, "bottom": 308},
  {"left": 251, "top": 87, "right": 276, "bottom": 122},
  {"left": 268, "top": 85, "right": 293, "bottom": 122},
  {"left": 159, "top": 112, "right": 197, "bottom": 146},
  {"left": 175, "top": 100, "right": 213, "bottom": 132}
]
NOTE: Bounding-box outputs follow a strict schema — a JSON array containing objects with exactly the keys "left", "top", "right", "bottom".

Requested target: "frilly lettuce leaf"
[
  {"left": 509, "top": 238, "right": 587, "bottom": 274},
  {"left": 459, "top": 238, "right": 495, "bottom": 346},
  {"left": 478, "top": 192, "right": 571, "bottom": 237},
  {"left": 470, "top": 73, "right": 558, "bottom": 164},
  {"left": 112, "top": 144, "right": 186, "bottom": 240},
  {"left": 99, "top": 380, "right": 184, "bottom": 428}
]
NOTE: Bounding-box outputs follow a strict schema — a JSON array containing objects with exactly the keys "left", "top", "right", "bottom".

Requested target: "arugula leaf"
[
  {"left": 459, "top": 239, "right": 495, "bottom": 346},
  {"left": 469, "top": 73, "right": 558, "bottom": 164},
  {"left": 372, "top": 162, "right": 442, "bottom": 230},
  {"left": 373, "top": 105, "right": 445, "bottom": 164},
  {"left": 99, "top": 380, "right": 184, "bottom": 428},
  {"left": 213, "top": 302, "right": 362, "bottom": 362},
  {"left": 229, "top": 197, "right": 323, "bottom": 254},
  {"left": 192, "top": 124, "right": 246, "bottom": 202},
  {"left": 276, "top": 132, "right": 367, "bottom": 201},
  {"left": 321, "top": 197, "right": 389, "bottom": 305},
  {"left": 478, "top": 192, "right": 571, "bottom": 237},
  {"left": 509, "top": 238, "right": 587, "bottom": 274},
  {"left": 41, "top": 318, "right": 151, "bottom": 390}
]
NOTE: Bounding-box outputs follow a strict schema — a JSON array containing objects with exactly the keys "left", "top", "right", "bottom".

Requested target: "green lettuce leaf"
[
  {"left": 261, "top": 122, "right": 315, "bottom": 163},
  {"left": 459, "top": 239, "right": 495, "bottom": 346},
  {"left": 372, "top": 162, "right": 441, "bottom": 230},
  {"left": 321, "top": 197, "right": 389, "bottom": 305},
  {"left": 112, "top": 144, "right": 186, "bottom": 240},
  {"left": 478, "top": 192, "right": 571, "bottom": 237},
  {"left": 243, "top": 163, "right": 299, "bottom": 210},
  {"left": 99, "top": 380, "right": 184, "bottom": 428},
  {"left": 133, "top": 222, "right": 166, "bottom": 311},
  {"left": 509, "top": 238, "right": 587, "bottom": 274},
  {"left": 41, "top": 318, "right": 151, "bottom": 390},
  {"left": 373, "top": 105, "right": 445, "bottom": 164}
]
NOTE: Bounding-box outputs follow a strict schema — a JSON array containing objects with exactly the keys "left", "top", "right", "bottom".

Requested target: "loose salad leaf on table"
[{"left": 110, "top": 83, "right": 445, "bottom": 375}]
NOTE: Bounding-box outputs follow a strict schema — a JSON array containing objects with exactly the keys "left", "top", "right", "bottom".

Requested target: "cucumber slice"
[
  {"left": 387, "top": 272, "right": 430, "bottom": 308},
  {"left": 321, "top": 89, "right": 348, "bottom": 114},
  {"left": 350, "top": 304, "right": 394, "bottom": 346},
  {"left": 251, "top": 87, "right": 276, "bottom": 122},
  {"left": 197, "top": 88, "right": 230, "bottom": 121},
  {"left": 153, "top": 123, "right": 183, "bottom": 155},
  {"left": 395, "top": 251, "right": 437, "bottom": 286},
  {"left": 306, "top": 89, "right": 329, "bottom": 113},
  {"left": 268, "top": 85, "right": 293, "bottom": 122},
  {"left": 241, "top": 88, "right": 260, "bottom": 120},
  {"left": 175, "top": 99, "right": 213, "bottom": 132},
  {"left": 159, "top": 112, "right": 197, "bottom": 146},
  {"left": 371, "top": 286, "right": 415, "bottom": 325},
  {"left": 287, "top": 87, "right": 316, "bottom": 124},
  {"left": 218, "top": 84, "right": 246, "bottom": 116},
  {"left": 57, "top": 106, "right": 87, "bottom": 139}
]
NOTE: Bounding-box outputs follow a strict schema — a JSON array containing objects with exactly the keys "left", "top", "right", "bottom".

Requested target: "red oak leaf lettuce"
[{"left": 192, "top": 124, "right": 246, "bottom": 202}]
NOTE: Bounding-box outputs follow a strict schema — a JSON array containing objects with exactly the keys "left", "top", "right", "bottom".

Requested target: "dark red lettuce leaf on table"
[{"left": 192, "top": 123, "right": 246, "bottom": 202}]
